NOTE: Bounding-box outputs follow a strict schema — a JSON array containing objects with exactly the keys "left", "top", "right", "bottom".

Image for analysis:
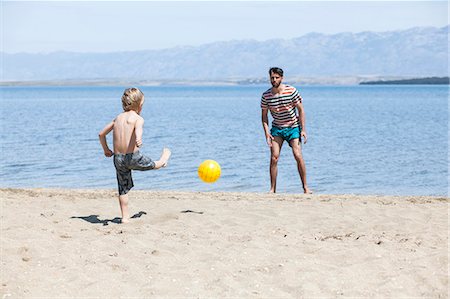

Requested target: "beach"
[{"left": 1, "top": 188, "right": 448, "bottom": 298}]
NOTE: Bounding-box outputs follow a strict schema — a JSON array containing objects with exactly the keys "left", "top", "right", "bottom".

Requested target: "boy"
[{"left": 99, "top": 87, "right": 171, "bottom": 223}]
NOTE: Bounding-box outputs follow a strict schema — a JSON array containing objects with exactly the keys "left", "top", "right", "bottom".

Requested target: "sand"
[{"left": 1, "top": 188, "right": 448, "bottom": 298}]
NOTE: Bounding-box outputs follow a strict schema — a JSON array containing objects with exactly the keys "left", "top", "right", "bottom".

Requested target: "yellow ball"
[{"left": 198, "top": 160, "right": 221, "bottom": 183}]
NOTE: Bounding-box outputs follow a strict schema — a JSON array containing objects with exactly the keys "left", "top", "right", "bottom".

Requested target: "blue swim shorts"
[{"left": 270, "top": 126, "right": 301, "bottom": 143}]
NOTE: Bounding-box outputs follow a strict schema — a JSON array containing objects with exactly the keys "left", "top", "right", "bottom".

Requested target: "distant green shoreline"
[{"left": 360, "top": 77, "right": 449, "bottom": 85}]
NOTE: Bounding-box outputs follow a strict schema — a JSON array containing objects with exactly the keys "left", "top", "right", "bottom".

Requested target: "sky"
[{"left": 2, "top": 1, "right": 448, "bottom": 53}]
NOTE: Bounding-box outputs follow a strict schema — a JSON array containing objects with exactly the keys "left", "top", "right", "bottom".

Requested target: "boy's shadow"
[{"left": 71, "top": 211, "right": 147, "bottom": 226}]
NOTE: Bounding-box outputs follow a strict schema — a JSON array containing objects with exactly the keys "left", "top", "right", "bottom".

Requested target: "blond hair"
[{"left": 121, "top": 87, "right": 144, "bottom": 112}]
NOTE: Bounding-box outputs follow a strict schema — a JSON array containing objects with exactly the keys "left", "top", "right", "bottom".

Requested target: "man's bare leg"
[
  {"left": 290, "top": 138, "right": 312, "bottom": 194},
  {"left": 119, "top": 194, "right": 130, "bottom": 223},
  {"left": 269, "top": 137, "right": 284, "bottom": 193}
]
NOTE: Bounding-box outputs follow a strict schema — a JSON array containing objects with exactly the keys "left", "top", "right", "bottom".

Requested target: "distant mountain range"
[{"left": 2, "top": 26, "right": 448, "bottom": 83}]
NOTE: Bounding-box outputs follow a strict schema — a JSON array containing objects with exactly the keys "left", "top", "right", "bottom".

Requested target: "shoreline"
[
  {"left": 1, "top": 187, "right": 448, "bottom": 201},
  {"left": 2, "top": 188, "right": 448, "bottom": 297}
]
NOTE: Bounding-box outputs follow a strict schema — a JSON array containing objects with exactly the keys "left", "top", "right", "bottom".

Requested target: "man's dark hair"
[{"left": 269, "top": 67, "right": 283, "bottom": 76}]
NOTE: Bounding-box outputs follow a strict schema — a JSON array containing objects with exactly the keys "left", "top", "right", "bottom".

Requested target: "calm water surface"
[{"left": 0, "top": 85, "right": 447, "bottom": 196}]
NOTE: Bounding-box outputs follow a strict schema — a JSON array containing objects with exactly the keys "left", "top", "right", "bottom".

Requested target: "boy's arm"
[
  {"left": 99, "top": 120, "right": 114, "bottom": 157},
  {"left": 135, "top": 117, "right": 144, "bottom": 147}
]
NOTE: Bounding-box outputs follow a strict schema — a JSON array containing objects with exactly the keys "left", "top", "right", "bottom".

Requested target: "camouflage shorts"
[{"left": 113, "top": 151, "right": 156, "bottom": 195}]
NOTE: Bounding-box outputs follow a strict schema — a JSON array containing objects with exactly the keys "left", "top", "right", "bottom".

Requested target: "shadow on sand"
[{"left": 71, "top": 211, "right": 147, "bottom": 226}]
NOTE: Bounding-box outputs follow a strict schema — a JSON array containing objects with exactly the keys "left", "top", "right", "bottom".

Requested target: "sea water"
[{"left": 0, "top": 85, "right": 447, "bottom": 196}]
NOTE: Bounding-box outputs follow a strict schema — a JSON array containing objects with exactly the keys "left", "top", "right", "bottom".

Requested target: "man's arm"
[
  {"left": 261, "top": 108, "right": 273, "bottom": 147},
  {"left": 99, "top": 120, "right": 114, "bottom": 157},
  {"left": 135, "top": 117, "right": 144, "bottom": 147},
  {"left": 296, "top": 102, "right": 308, "bottom": 144}
]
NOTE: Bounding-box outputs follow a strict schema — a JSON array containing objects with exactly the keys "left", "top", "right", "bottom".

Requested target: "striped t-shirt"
[{"left": 261, "top": 85, "right": 302, "bottom": 128}]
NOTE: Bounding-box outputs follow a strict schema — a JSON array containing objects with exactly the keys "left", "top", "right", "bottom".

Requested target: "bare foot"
[
  {"left": 303, "top": 187, "right": 313, "bottom": 194},
  {"left": 268, "top": 189, "right": 276, "bottom": 194},
  {"left": 161, "top": 148, "right": 171, "bottom": 167},
  {"left": 121, "top": 218, "right": 130, "bottom": 224}
]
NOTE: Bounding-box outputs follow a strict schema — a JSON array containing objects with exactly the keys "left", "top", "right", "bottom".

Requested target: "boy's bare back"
[{"left": 113, "top": 111, "right": 144, "bottom": 154}]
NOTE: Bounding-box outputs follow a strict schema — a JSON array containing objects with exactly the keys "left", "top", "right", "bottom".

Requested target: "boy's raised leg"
[
  {"left": 154, "top": 148, "right": 172, "bottom": 169},
  {"left": 119, "top": 194, "right": 130, "bottom": 223}
]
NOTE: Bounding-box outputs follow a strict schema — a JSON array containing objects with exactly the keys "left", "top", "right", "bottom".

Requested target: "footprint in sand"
[
  {"left": 18, "top": 247, "right": 31, "bottom": 262},
  {"left": 149, "top": 213, "right": 179, "bottom": 224}
]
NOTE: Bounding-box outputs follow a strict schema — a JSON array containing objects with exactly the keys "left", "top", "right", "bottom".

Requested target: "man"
[{"left": 261, "top": 67, "right": 311, "bottom": 194}]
